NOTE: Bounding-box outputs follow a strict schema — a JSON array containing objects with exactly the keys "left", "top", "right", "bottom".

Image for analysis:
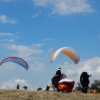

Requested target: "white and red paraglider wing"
[{"left": 58, "top": 78, "right": 75, "bottom": 91}]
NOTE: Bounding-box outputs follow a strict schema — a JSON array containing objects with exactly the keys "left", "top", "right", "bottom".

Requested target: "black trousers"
[
  {"left": 81, "top": 83, "right": 89, "bottom": 93},
  {"left": 51, "top": 77, "right": 60, "bottom": 91},
  {"left": 82, "top": 86, "right": 88, "bottom": 93}
]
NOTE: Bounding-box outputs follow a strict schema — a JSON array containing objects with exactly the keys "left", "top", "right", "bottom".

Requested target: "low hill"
[{"left": 0, "top": 89, "right": 99, "bottom": 100}]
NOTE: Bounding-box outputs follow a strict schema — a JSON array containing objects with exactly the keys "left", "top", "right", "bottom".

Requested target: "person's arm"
[
  {"left": 80, "top": 75, "right": 83, "bottom": 82},
  {"left": 55, "top": 70, "right": 60, "bottom": 76},
  {"left": 54, "top": 74, "right": 59, "bottom": 76}
]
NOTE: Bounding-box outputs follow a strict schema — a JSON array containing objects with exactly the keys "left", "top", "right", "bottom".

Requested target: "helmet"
[{"left": 57, "top": 67, "right": 61, "bottom": 70}]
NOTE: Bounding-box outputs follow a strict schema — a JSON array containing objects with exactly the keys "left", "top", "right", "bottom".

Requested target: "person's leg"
[
  {"left": 57, "top": 87, "right": 60, "bottom": 92},
  {"left": 81, "top": 83, "right": 84, "bottom": 92},
  {"left": 84, "top": 85, "right": 88, "bottom": 93},
  {"left": 82, "top": 83, "right": 86, "bottom": 93},
  {"left": 82, "top": 86, "right": 86, "bottom": 93},
  {"left": 56, "top": 78, "right": 60, "bottom": 92},
  {"left": 57, "top": 83, "right": 60, "bottom": 92},
  {"left": 83, "top": 82, "right": 88, "bottom": 93},
  {"left": 82, "top": 87, "right": 84, "bottom": 92}
]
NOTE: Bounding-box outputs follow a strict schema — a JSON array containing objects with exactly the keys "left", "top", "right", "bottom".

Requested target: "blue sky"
[{"left": 0, "top": 0, "right": 100, "bottom": 90}]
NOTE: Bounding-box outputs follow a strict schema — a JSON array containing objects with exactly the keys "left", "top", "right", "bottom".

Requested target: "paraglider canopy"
[
  {"left": 0, "top": 57, "right": 29, "bottom": 70},
  {"left": 50, "top": 47, "right": 80, "bottom": 64}
]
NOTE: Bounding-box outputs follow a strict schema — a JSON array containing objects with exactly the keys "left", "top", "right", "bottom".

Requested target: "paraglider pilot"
[
  {"left": 80, "top": 72, "right": 91, "bottom": 93},
  {"left": 51, "top": 67, "right": 61, "bottom": 92}
]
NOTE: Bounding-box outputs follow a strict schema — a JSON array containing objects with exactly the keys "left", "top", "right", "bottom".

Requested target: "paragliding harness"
[{"left": 80, "top": 72, "right": 90, "bottom": 86}]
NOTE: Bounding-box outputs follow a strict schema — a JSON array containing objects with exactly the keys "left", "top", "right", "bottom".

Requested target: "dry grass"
[{"left": 0, "top": 89, "right": 100, "bottom": 100}]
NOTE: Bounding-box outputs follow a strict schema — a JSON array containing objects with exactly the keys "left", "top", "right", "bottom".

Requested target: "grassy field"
[{"left": 0, "top": 89, "right": 100, "bottom": 100}]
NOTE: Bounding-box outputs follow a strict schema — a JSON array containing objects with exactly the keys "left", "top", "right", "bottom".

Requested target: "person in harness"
[
  {"left": 80, "top": 71, "right": 91, "bottom": 93},
  {"left": 51, "top": 67, "right": 61, "bottom": 92}
]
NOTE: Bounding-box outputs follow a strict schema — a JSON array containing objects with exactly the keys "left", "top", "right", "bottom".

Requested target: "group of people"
[{"left": 51, "top": 67, "right": 91, "bottom": 93}]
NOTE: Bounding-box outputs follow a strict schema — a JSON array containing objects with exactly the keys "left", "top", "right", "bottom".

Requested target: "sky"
[{"left": 0, "top": 0, "right": 100, "bottom": 90}]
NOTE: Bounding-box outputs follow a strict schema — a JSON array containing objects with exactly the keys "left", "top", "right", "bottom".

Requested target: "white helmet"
[{"left": 57, "top": 67, "right": 61, "bottom": 70}]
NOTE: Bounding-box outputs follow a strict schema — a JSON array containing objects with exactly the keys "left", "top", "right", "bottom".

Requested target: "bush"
[
  {"left": 75, "top": 87, "right": 82, "bottom": 90},
  {"left": 90, "top": 79, "right": 100, "bottom": 90},
  {"left": 37, "top": 87, "right": 42, "bottom": 91},
  {"left": 23, "top": 85, "right": 28, "bottom": 90},
  {"left": 75, "top": 82, "right": 82, "bottom": 90},
  {"left": 96, "top": 88, "right": 100, "bottom": 93}
]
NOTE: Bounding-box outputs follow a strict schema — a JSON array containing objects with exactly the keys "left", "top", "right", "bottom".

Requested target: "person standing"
[
  {"left": 16, "top": 84, "right": 19, "bottom": 90},
  {"left": 80, "top": 72, "right": 91, "bottom": 93},
  {"left": 54, "top": 67, "right": 61, "bottom": 91}
]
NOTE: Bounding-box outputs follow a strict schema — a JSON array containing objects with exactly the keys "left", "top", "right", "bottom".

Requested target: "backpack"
[{"left": 80, "top": 72, "right": 89, "bottom": 86}]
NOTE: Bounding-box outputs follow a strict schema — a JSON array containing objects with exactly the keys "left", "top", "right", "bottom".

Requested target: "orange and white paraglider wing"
[
  {"left": 50, "top": 47, "right": 80, "bottom": 64},
  {"left": 50, "top": 50, "right": 56, "bottom": 63}
]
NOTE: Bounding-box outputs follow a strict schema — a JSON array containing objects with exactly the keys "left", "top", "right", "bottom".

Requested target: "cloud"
[
  {"left": 0, "top": 33, "right": 13, "bottom": 37},
  {"left": 47, "top": 48, "right": 54, "bottom": 55},
  {"left": 6, "top": 44, "right": 43, "bottom": 57},
  {"left": 30, "top": 60, "right": 45, "bottom": 72},
  {"left": 0, "top": 78, "right": 33, "bottom": 90},
  {"left": 2, "top": 39, "right": 14, "bottom": 42},
  {"left": 0, "top": 62, "right": 18, "bottom": 71},
  {"left": 43, "top": 38, "right": 54, "bottom": 41},
  {"left": 63, "top": 58, "right": 100, "bottom": 76},
  {"left": 32, "top": 13, "right": 39, "bottom": 18},
  {"left": 0, "top": 15, "right": 18, "bottom": 24},
  {"left": 98, "top": 34, "right": 100, "bottom": 38},
  {"left": 0, "top": 33, "right": 18, "bottom": 43},
  {"left": 31, "top": 43, "right": 44, "bottom": 48},
  {"left": 32, "top": 0, "right": 94, "bottom": 15},
  {"left": 96, "top": 66, "right": 100, "bottom": 73},
  {"left": 0, "top": 0, "right": 16, "bottom": 2},
  {"left": 4, "top": 0, "right": 12, "bottom": 2}
]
